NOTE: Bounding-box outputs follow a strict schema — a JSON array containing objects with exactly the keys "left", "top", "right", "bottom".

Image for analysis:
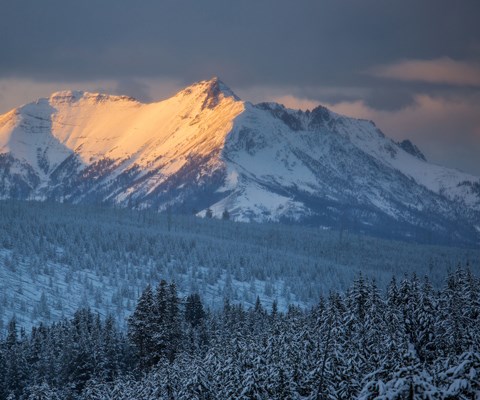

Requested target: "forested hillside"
[
  {"left": 1, "top": 201, "right": 479, "bottom": 331},
  {"left": 1, "top": 269, "right": 479, "bottom": 399},
  {"left": 0, "top": 200, "right": 479, "bottom": 331}
]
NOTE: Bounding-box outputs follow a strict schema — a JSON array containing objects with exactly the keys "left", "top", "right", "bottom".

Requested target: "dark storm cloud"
[
  {"left": 1, "top": 0, "right": 480, "bottom": 174},
  {"left": 1, "top": 0, "right": 479, "bottom": 94}
]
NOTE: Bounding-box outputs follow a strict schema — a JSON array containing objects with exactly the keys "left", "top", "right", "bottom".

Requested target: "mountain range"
[{"left": 0, "top": 77, "right": 479, "bottom": 245}]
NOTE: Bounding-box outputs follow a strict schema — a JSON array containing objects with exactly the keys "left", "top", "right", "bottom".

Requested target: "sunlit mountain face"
[{"left": 0, "top": 77, "right": 479, "bottom": 245}]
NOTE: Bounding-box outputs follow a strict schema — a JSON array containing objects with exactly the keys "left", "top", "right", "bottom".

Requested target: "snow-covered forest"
[
  {"left": 0, "top": 200, "right": 479, "bottom": 331},
  {"left": 1, "top": 268, "right": 479, "bottom": 399}
]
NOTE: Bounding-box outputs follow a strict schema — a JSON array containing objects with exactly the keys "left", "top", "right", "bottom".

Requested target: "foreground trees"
[
  {"left": 0, "top": 267, "right": 479, "bottom": 399},
  {"left": 128, "top": 280, "right": 183, "bottom": 367}
]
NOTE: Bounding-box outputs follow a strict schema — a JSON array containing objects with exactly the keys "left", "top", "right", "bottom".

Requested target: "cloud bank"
[
  {"left": 369, "top": 58, "right": 480, "bottom": 87},
  {"left": 0, "top": 0, "right": 479, "bottom": 175}
]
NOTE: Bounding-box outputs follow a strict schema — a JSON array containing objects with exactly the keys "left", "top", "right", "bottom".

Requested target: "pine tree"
[
  {"left": 0, "top": 343, "right": 6, "bottom": 400},
  {"left": 178, "top": 356, "right": 212, "bottom": 400},
  {"left": 25, "top": 382, "right": 60, "bottom": 400},
  {"left": 441, "top": 268, "right": 469, "bottom": 356},
  {"left": 128, "top": 285, "right": 156, "bottom": 369},
  {"left": 4, "top": 318, "right": 27, "bottom": 398},
  {"left": 100, "top": 314, "right": 121, "bottom": 382},
  {"left": 460, "top": 267, "right": 480, "bottom": 349},
  {"left": 185, "top": 293, "right": 205, "bottom": 329},
  {"left": 65, "top": 309, "right": 97, "bottom": 392},
  {"left": 152, "top": 280, "right": 169, "bottom": 364},
  {"left": 222, "top": 209, "right": 230, "bottom": 220},
  {"left": 387, "top": 275, "right": 400, "bottom": 308},
  {"left": 438, "top": 350, "right": 480, "bottom": 398},
  {"left": 166, "top": 282, "right": 182, "bottom": 363},
  {"left": 415, "top": 276, "right": 437, "bottom": 363}
]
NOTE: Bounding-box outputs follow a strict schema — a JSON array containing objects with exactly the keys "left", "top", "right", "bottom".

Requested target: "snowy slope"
[
  {"left": 0, "top": 79, "right": 244, "bottom": 204},
  {"left": 0, "top": 78, "right": 479, "bottom": 244}
]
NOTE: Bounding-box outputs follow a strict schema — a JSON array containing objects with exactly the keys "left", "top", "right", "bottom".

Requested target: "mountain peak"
[
  {"left": 208, "top": 76, "right": 239, "bottom": 97},
  {"left": 199, "top": 76, "right": 238, "bottom": 96},
  {"left": 175, "top": 77, "right": 240, "bottom": 109}
]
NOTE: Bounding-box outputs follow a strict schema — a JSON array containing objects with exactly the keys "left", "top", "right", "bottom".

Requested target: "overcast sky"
[{"left": 1, "top": 0, "right": 479, "bottom": 174}]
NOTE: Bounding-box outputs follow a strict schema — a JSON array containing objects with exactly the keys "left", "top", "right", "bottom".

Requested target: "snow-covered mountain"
[{"left": 0, "top": 78, "right": 479, "bottom": 244}]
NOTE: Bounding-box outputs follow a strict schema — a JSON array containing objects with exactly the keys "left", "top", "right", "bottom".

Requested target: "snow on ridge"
[
  {"left": 0, "top": 77, "right": 247, "bottom": 201},
  {"left": 250, "top": 98, "right": 477, "bottom": 184},
  {"left": 328, "top": 113, "right": 480, "bottom": 207},
  {"left": 48, "top": 90, "right": 139, "bottom": 105}
]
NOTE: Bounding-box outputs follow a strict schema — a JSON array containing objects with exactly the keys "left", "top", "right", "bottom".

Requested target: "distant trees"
[
  {"left": 1, "top": 199, "right": 479, "bottom": 335},
  {"left": 205, "top": 208, "right": 213, "bottom": 219},
  {"left": 204, "top": 207, "right": 230, "bottom": 220},
  {"left": 221, "top": 209, "right": 230, "bottom": 220}
]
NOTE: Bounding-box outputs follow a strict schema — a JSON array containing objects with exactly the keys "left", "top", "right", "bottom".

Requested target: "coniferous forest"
[
  {"left": 1, "top": 268, "right": 479, "bottom": 399},
  {"left": 1, "top": 201, "right": 479, "bottom": 332}
]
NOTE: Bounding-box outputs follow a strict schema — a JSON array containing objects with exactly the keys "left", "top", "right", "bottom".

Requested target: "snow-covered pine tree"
[
  {"left": 185, "top": 293, "right": 205, "bottom": 329},
  {"left": 127, "top": 285, "right": 156, "bottom": 369},
  {"left": 166, "top": 282, "right": 182, "bottom": 363}
]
